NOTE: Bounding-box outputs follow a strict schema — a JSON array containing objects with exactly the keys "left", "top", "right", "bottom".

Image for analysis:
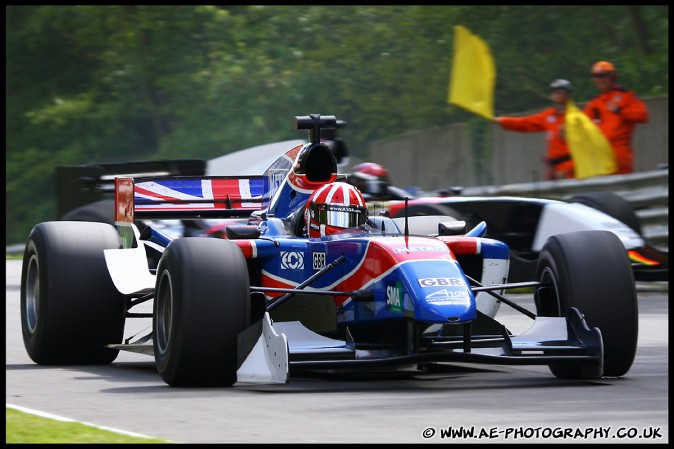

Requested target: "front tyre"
[
  {"left": 535, "top": 230, "right": 638, "bottom": 378},
  {"left": 153, "top": 238, "right": 250, "bottom": 387},
  {"left": 570, "top": 192, "right": 642, "bottom": 235},
  {"left": 21, "top": 221, "right": 126, "bottom": 364}
]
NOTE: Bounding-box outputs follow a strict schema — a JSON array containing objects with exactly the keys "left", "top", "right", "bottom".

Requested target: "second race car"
[{"left": 347, "top": 162, "right": 668, "bottom": 283}]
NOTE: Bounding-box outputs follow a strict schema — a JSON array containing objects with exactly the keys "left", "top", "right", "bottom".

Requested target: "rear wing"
[
  {"left": 115, "top": 176, "right": 265, "bottom": 221},
  {"left": 56, "top": 159, "right": 205, "bottom": 218},
  {"left": 114, "top": 114, "right": 343, "bottom": 226}
]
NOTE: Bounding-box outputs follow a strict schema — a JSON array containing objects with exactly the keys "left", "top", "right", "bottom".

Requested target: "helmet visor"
[
  {"left": 364, "top": 178, "right": 388, "bottom": 195},
  {"left": 311, "top": 203, "right": 368, "bottom": 228}
]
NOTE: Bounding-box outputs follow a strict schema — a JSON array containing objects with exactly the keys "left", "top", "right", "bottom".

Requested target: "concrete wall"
[
  {"left": 632, "top": 95, "right": 669, "bottom": 171},
  {"left": 369, "top": 95, "right": 668, "bottom": 191},
  {"left": 370, "top": 123, "right": 474, "bottom": 192}
]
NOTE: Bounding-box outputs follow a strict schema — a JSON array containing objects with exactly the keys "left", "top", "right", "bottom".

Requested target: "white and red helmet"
[
  {"left": 348, "top": 162, "right": 391, "bottom": 200},
  {"left": 304, "top": 182, "right": 368, "bottom": 238}
]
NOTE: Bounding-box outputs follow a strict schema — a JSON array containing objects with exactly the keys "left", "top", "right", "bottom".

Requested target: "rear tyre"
[
  {"left": 390, "top": 203, "right": 461, "bottom": 220},
  {"left": 390, "top": 203, "right": 468, "bottom": 235},
  {"left": 21, "top": 221, "right": 126, "bottom": 364},
  {"left": 570, "top": 192, "right": 642, "bottom": 235},
  {"left": 535, "top": 230, "right": 638, "bottom": 378},
  {"left": 154, "top": 238, "right": 250, "bottom": 387},
  {"left": 61, "top": 198, "right": 149, "bottom": 235},
  {"left": 61, "top": 199, "right": 115, "bottom": 225}
]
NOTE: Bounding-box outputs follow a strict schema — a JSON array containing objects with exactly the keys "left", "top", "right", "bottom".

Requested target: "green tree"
[{"left": 6, "top": 5, "right": 668, "bottom": 244}]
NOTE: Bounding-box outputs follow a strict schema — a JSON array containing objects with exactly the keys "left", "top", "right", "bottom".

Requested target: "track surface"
[{"left": 5, "top": 260, "right": 669, "bottom": 443}]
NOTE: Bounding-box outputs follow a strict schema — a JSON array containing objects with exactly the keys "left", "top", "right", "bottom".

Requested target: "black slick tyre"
[
  {"left": 570, "top": 192, "right": 642, "bottom": 235},
  {"left": 390, "top": 203, "right": 461, "bottom": 220},
  {"left": 21, "top": 221, "right": 126, "bottom": 364},
  {"left": 61, "top": 199, "right": 116, "bottom": 225},
  {"left": 535, "top": 230, "right": 638, "bottom": 378},
  {"left": 153, "top": 238, "right": 250, "bottom": 387}
]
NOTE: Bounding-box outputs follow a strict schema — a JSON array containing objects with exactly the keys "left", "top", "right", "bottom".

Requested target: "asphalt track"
[{"left": 5, "top": 259, "right": 669, "bottom": 443}]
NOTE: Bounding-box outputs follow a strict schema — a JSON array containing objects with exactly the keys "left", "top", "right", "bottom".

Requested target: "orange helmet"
[
  {"left": 304, "top": 182, "right": 368, "bottom": 238},
  {"left": 591, "top": 61, "right": 617, "bottom": 75}
]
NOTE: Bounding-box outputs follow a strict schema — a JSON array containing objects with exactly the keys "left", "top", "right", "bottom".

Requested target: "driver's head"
[
  {"left": 348, "top": 162, "right": 391, "bottom": 200},
  {"left": 305, "top": 182, "right": 368, "bottom": 237}
]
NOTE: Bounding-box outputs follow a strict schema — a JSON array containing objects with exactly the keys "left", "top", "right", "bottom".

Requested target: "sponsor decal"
[
  {"left": 418, "top": 277, "right": 466, "bottom": 288},
  {"left": 386, "top": 281, "right": 404, "bottom": 314},
  {"left": 288, "top": 195, "right": 305, "bottom": 210},
  {"left": 268, "top": 170, "right": 285, "bottom": 199},
  {"left": 325, "top": 205, "right": 363, "bottom": 214},
  {"left": 313, "top": 252, "right": 326, "bottom": 270},
  {"left": 394, "top": 246, "right": 443, "bottom": 254},
  {"left": 281, "top": 251, "right": 304, "bottom": 270},
  {"left": 425, "top": 288, "right": 469, "bottom": 305}
]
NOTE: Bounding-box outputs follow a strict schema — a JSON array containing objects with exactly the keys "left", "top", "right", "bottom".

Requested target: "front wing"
[{"left": 235, "top": 308, "right": 603, "bottom": 384}]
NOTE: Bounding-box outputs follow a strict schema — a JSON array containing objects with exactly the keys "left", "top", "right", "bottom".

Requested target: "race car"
[
  {"left": 53, "top": 130, "right": 666, "bottom": 284},
  {"left": 20, "top": 114, "right": 638, "bottom": 388},
  {"left": 347, "top": 162, "right": 668, "bottom": 283}
]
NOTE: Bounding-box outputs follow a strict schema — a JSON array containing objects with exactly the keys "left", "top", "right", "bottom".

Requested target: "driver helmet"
[
  {"left": 305, "top": 182, "right": 368, "bottom": 237},
  {"left": 348, "top": 162, "right": 391, "bottom": 200}
]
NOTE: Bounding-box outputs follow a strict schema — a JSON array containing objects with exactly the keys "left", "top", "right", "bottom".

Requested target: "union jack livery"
[
  {"left": 20, "top": 114, "right": 639, "bottom": 388},
  {"left": 134, "top": 178, "right": 264, "bottom": 212}
]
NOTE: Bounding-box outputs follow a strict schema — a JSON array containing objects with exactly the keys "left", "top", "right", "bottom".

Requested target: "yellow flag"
[
  {"left": 448, "top": 25, "right": 495, "bottom": 120},
  {"left": 565, "top": 100, "right": 617, "bottom": 179}
]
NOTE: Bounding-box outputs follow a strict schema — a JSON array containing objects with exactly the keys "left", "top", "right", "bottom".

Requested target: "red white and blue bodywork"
[{"left": 103, "top": 115, "right": 612, "bottom": 385}]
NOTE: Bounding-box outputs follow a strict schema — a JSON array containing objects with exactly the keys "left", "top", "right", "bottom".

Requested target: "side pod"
[{"left": 104, "top": 223, "right": 156, "bottom": 295}]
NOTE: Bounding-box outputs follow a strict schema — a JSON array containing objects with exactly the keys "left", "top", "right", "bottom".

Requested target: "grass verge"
[{"left": 6, "top": 407, "right": 171, "bottom": 444}]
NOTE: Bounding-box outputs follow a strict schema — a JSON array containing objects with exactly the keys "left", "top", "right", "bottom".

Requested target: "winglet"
[{"left": 115, "top": 177, "right": 135, "bottom": 248}]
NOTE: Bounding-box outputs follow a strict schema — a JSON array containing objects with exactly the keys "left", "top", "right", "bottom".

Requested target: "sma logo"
[{"left": 386, "top": 282, "right": 403, "bottom": 314}]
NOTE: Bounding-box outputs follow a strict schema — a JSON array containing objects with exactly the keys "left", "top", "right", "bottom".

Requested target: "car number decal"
[{"left": 312, "top": 252, "right": 326, "bottom": 270}]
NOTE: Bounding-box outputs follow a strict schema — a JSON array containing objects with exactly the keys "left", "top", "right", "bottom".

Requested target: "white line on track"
[{"left": 6, "top": 403, "right": 174, "bottom": 442}]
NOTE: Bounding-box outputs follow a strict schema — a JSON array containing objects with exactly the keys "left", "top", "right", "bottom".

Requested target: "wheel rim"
[
  {"left": 538, "top": 266, "right": 562, "bottom": 317},
  {"left": 156, "top": 271, "right": 174, "bottom": 356},
  {"left": 24, "top": 254, "right": 40, "bottom": 334}
]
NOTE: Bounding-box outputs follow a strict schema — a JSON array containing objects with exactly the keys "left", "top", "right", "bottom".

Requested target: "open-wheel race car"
[
  {"left": 346, "top": 162, "right": 667, "bottom": 283},
  {"left": 383, "top": 193, "right": 667, "bottom": 284},
  {"left": 21, "top": 114, "right": 639, "bottom": 387}
]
